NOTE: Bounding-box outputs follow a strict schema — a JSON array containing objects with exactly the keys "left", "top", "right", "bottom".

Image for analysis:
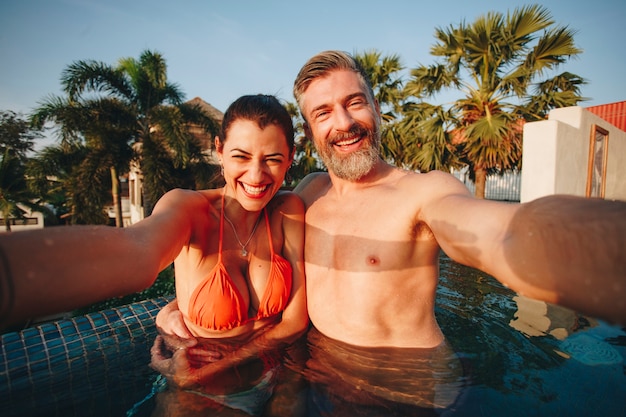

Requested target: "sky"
[{"left": 1, "top": 0, "right": 625, "bottom": 148}]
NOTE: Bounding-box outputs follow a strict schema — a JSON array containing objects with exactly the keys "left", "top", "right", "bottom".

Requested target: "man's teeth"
[{"left": 335, "top": 136, "right": 360, "bottom": 146}]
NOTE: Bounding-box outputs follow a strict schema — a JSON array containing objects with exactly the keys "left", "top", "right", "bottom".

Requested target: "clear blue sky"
[{"left": 1, "top": 0, "right": 624, "bottom": 131}]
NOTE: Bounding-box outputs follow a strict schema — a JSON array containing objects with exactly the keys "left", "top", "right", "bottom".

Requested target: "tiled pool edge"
[{"left": 1, "top": 296, "right": 172, "bottom": 416}]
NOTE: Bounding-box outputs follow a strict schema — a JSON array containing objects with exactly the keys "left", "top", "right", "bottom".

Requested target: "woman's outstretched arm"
[{"left": 0, "top": 188, "right": 199, "bottom": 328}]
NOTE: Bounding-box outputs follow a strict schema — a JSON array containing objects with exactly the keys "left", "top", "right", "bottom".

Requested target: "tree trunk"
[
  {"left": 474, "top": 165, "right": 487, "bottom": 199},
  {"left": 110, "top": 166, "right": 124, "bottom": 228}
]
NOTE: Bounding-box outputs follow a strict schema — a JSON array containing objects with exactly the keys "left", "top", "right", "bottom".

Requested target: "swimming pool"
[
  {"left": 2, "top": 255, "right": 625, "bottom": 416},
  {"left": 1, "top": 297, "right": 169, "bottom": 416}
]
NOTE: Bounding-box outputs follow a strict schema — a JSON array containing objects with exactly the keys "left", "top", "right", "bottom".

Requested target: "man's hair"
[
  {"left": 219, "top": 94, "right": 295, "bottom": 154},
  {"left": 293, "top": 50, "right": 375, "bottom": 116}
]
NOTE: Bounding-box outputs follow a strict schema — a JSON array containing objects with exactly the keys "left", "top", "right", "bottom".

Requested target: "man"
[
  {"left": 158, "top": 50, "right": 625, "bottom": 348},
  {"left": 295, "top": 50, "right": 626, "bottom": 344}
]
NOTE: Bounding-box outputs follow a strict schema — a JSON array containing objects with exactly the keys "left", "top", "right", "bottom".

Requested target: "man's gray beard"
[{"left": 319, "top": 131, "right": 381, "bottom": 181}]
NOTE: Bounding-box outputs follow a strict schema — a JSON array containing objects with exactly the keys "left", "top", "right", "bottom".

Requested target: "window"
[
  {"left": 586, "top": 124, "right": 609, "bottom": 198},
  {"left": 130, "top": 179, "right": 136, "bottom": 205},
  {"left": 0, "top": 218, "right": 39, "bottom": 226}
]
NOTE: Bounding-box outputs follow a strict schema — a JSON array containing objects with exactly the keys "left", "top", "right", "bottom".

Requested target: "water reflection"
[
  {"left": 5, "top": 255, "right": 623, "bottom": 416},
  {"left": 436, "top": 255, "right": 626, "bottom": 417},
  {"left": 509, "top": 293, "right": 625, "bottom": 368},
  {"left": 509, "top": 295, "right": 590, "bottom": 340},
  {"left": 150, "top": 336, "right": 293, "bottom": 417},
  {"left": 303, "top": 328, "right": 466, "bottom": 416},
  {"left": 147, "top": 256, "right": 626, "bottom": 416}
]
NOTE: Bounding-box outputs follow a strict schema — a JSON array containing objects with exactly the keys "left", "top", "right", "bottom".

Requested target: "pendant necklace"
[{"left": 223, "top": 209, "right": 262, "bottom": 257}]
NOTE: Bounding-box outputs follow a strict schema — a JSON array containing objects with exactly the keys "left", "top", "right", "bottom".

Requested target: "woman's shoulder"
[
  {"left": 156, "top": 188, "right": 221, "bottom": 215},
  {"left": 194, "top": 188, "right": 223, "bottom": 204}
]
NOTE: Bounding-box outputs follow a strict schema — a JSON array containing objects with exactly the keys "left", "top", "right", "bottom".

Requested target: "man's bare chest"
[
  {"left": 304, "top": 195, "right": 436, "bottom": 272},
  {"left": 307, "top": 195, "right": 395, "bottom": 235}
]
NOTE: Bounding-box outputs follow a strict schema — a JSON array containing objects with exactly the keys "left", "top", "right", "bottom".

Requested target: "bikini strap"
[
  {"left": 264, "top": 208, "right": 274, "bottom": 255},
  {"left": 218, "top": 191, "right": 225, "bottom": 259}
]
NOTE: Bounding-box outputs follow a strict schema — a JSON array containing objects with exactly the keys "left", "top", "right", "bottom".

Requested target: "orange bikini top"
[{"left": 187, "top": 197, "right": 293, "bottom": 331}]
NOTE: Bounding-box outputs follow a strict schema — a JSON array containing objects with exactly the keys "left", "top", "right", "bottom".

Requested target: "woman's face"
[{"left": 217, "top": 119, "right": 292, "bottom": 212}]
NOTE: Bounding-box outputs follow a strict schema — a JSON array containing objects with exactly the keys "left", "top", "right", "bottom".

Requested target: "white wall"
[
  {"left": 521, "top": 106, "right": 626, "bottom": 203},
  {"left": 0, "top": 205, "right": 45, "bottom": 232}
]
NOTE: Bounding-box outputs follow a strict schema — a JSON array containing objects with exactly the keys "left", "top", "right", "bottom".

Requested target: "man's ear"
[{"left": 373, "top": 99, "right": 383, "bottom": 125}]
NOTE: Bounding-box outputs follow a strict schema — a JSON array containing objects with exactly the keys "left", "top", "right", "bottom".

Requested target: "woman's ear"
[
  {"left": 215, "top": 136, "right": 224, "bottom": 168},
  {"left": 215, "top": 136, "right": 223, "bottom": 153}
]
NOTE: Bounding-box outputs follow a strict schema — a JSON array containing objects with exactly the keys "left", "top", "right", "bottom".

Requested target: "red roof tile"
[{"left": 586, "top": 101, "right": 626, "bottom": 132}]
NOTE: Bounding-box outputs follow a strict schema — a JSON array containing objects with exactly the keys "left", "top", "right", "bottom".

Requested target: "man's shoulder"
[
  {"left": 293, "top": 172, "right": 330, "bottom": 203},
  {"left": 270, "top": 189, "right": 305, "bottom": 213},
  {"left": 296, "top": 172, "right": 330, "bottom": 187},
  {"left": 398, "top": 169, "right": 466, "bottom": 192}
]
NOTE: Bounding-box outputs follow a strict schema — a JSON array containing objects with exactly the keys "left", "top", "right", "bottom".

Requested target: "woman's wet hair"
[{"left": 218, "top": 95, "right": 295, "bottom": 154}]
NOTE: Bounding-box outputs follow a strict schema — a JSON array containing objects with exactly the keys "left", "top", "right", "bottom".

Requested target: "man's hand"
[
  {"left": 150, "top": 335, "right": 196, "bottom": 389},
  {"left": 150, "top": 335, "right": 229, "bottom": 390},
  {"left": 156, "top": 299, "right": 196, "bottom": 340}
]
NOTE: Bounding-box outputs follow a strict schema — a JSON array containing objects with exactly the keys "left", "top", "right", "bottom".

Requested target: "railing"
[{"left": 451, "top": 168, "right": 521, "bottom": 202}]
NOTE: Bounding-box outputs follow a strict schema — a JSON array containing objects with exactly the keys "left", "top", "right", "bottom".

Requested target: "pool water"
[
  {"left": 435, "top": 256, "right": 625, "bottom": 416},
  {"left": 2, "top": 256, "right": 625, "bottom": 416}
]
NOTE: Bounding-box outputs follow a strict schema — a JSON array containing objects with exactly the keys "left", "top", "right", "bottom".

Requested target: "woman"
[
  {"left": 142, "top": 95, "right": 307, "bottom": 415},
  {"left": 0, "top": 94, "right": 308, "bottom": 415}
]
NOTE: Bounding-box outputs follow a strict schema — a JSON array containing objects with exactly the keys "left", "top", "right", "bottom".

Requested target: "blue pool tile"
[
  {"left": 20, "top": 328, "right": 40, "bottom": 345},
  {"left": 47, "top": 345, "right": 67, "bottom": 359},
  {"left": 45, "top": 337, "right": 64, "bottom": 349},
  {"left": 26, "top": 347, "right": 47, "bottom": 363},
  {"left": 3, "top": 339, "right": 24, "bottom": 355},
  {"left": 28, "top": 359, "right": 48, "bottom": 375},
  {"left": 64, "top": 339, "right": 82, "bottom": 353},
  {"left": 5, "top": 347, "right": 25, "bottom": 363},
  {"left": 81, "top": 334, "right": 98, "bottom": 346},
  {"left": 59, "top": 323, "right": 78, "bottom": 338},
  {"left": 90, "top": 314, "right": 107, "bottom": 329},
  {"left": 42, "top": 327, "right": 61, "bottom": 341},
  {"left": 103, "top": 309, "right": 120, "bottom": 322},
  {"left": 1, "top": 332, "right": 20, "bottom": 344}
]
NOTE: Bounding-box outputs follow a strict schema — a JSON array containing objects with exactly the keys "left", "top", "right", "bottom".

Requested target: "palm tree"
[
  {"left": 354, "top": 51, "right": 408, "bottom": 168},
  {"left": 0, "top": 111, "right": 41, "bottom": 160},
  {"left": 32, "top": 96, "right": 135, "bottom": 226},
  {"left": 27, "top": 142, "right": 111, "bottom": 225},
  {"left": 42, "top": 49, "right": 220, "bottom": 217},
  {"left": 285, "top": 101, "right": 323, "bottom": 187},
  {"left": 0, "top": 111, "right": 46, "bottom": 231},
  {"left": 0, "top": 150, "right": 43, "bottom": 231},
  {"left": 403, "top": 5, "right": 586, "bottom": 198},
  {"left": 398, "top": 101, "right": 463, "bottom": 172}
]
